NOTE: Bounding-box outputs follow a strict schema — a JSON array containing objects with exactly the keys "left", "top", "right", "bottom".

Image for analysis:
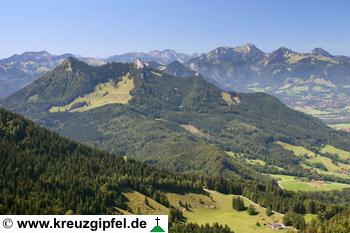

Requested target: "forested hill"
[
  {"left": 2, "top": 58, "right": 350, "bottom": 182},
  {"left": 0, "top": 108, "right": 203, "bottom": 214},
  {"left": 1, "top": 108, "right": 350, "bottom": 232},
  {"left": 0, "top": 107, "right": 237, "bottom": 233}
]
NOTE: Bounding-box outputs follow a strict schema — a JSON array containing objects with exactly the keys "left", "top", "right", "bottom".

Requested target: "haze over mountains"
[
  {"left": 107, "top": 49, "right": 197, "bottom": 64},
  {"left": 0, "top": 51, "right": 71, "bottom": 98},
  {"left": 1, "top": 44, "right": 350, "bottom": 131},
  {"left": 0, "top": 51, "right": 106, "bottom": 99}
]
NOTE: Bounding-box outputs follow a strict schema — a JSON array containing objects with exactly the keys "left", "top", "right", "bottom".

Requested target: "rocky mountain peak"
[
  {"left": 272, "top": 47, "right": 297, "bottom": 57},
  {"left": 311, "top": 48, "right": 332, "bottom": 57},
  {"left": 134, "top": 58, "right": 146, "bottom": 69},
  {"left": 235, "top": 43, "right": 261, "bottom": 54},
  {"left": 60, "top": 57, "right": 77, "bottom": 73},
  {"left": 4, "top": 51, "right": 53, "bottom": 63},
  {"left": 59, "top": 57, "right": 90, "bottom": 75}
]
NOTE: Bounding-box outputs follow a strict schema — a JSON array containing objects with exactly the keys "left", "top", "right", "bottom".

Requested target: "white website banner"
[{"left": 0, "top": 215, "right": 168, "bottom": 233}]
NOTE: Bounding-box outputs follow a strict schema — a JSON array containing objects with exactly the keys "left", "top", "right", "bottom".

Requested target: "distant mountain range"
[
  {"left": 107, "top": 49, "right": 197, "bottom": 64},
  {"left": 0, "top": 51, "right": 106, "bottom": 99},
  {"left": 0, "top": 50, "right": 193, "bottom": 99},
  {"left": 1, "top": 45, "right": 350, "bottom": 130},
  {"left": 0, "top": 51, "right": 70, "bottom": 99},
  {"left": 180, "top": 44, "right": 350, "bottom": 128}
]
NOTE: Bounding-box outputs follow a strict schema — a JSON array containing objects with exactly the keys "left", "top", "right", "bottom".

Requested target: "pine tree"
[
  {"left": 266, "top": 206, "right": 273, "bottom": 216},
  {"left": 232, "top": 197, "right": 246, "bottom": 211},
  {"left": 247, "top": 205, "right": 258, "bottom": 215},
  {"left": 144, "top": 197, "right": 149, "bottom": 207}
]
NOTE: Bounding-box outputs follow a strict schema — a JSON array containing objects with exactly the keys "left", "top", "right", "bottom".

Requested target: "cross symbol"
[{"left": 155, "top": 217, "right": 160, "bottom": 226}]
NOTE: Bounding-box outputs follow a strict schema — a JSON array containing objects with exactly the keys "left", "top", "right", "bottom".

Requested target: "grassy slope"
[
  {"left": 49, "top": 74, "right": 134, "bottom": 112},
  {"left": 328, "top": 123, "right": 350, "bottom": 131},
  {"left": 225, "top": 151, "right": 284, "bottom": 171},
  {"left": 304, "top": 214, "right": 317, "bottom": 223},
  {"left": 124, "top": 188, "right": 287, "bottom": 233},
  {"left": 321, "top": 145, "right": 350, "bottom": 160},
  {"left": 276, "top": 141, "right": 317, "bottom": 157},
  {"left": 172, "top": 190, "right": 287, "bottom": 233},
  {"left": 121, "top": 188, "right": 168, "bottom": 215},
  {"left": 276, "top": 141, "right": 350, "bottom": 174},
  {"left": 270, "top": 174, "right": 350, "bottom": 192}
]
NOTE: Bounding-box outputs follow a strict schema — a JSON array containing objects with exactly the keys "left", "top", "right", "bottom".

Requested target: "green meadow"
[
  {"left": 276, "top": 142, "right": 350, "bottom": 174},
  {"left": 321, "top": 145, "right": 350, "bottom": 160},
  {"left": 122, "top": 188, "right": 288, "bottom": 233},
  {"left": 170, "top": 190, "right": 288, "bottom": 233},
  {"left": 270, "top": 174, "right": 350, "bottom": 192},
  {"left": 49, "top": 74, "right": 134, "bottom": 113}
]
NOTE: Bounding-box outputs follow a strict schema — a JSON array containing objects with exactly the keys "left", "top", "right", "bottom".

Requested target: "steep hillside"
[
  {"left": 164, "top": 60, "right": 197, "bottom": 78},
  {"left": 2, "top": 58, "right": 350, "bottom": 182},
  {"left": 0, "top": 108, "right": 207, "bottom": 214}
]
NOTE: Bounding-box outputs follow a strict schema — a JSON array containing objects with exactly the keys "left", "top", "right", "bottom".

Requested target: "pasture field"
[
  {"left": 121, "top": 188, "right": 168, "bottom": 215},
  {"left": 121, "top": 188, "right": 288, "bottom": 233},
  {"left": 168, "top": 190, "right": 287, "bottom": 233},
  {"left": 49, "top": 74, "right": 134, "bottom": 113},
  {"left": 328, "top": 123, "right": 350, "bottom": 131},
  {"left": 320, "top": 145, "right": 350, "bottom": 160},
  {"left": 276, "top": 141, "right": 316, "bottom": 158},
  {"left": 180, "top": 124, "right": 211, "bottom": 139},
  {"left": 225, "top": 151, "right": 284, "bottom": 170},
  {"left": 276, "top": 142, "right": 350, "bottom": 174},
  {"left": 270, "top": 174, "right": 350, "bottom": 192},
  {"left": 304, "top": 214, "right": 317, "bottom": 223},
  {"left": 294, "top": 106, "right": 332, "bottom": 116},
  {"left": 246, "top": 158, "right": 267, "bottom": 167},
  {"left": 301, "top": 163, "right": 350, "bottom": 180}
]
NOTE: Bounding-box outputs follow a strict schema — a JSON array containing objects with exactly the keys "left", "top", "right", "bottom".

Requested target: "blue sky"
[{"left": 1, "top": 0, "right": 349, "bottom": 58}]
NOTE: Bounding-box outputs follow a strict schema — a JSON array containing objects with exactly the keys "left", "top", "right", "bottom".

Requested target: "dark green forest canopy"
[
  {"left": 170, "top": 223, "right": 234, "bottom": 233},
  {"left": 304, "top": 208, "right": 350, "bottom": 233},
  {"left": 0, "top": 108, "right": 348, "bottom": 216},
  {"left": 0, "top": 108, "right": 204, "bottom": 214},
  {"left": 1, "top": 105, "right": 350, "bottom": 231}
]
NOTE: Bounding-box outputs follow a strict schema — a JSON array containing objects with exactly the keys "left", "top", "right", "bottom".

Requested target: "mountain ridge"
[
  {"left": 0, "top": 51, "right": 106, "bottom": 99},
  {"left": 180, "top": 44, "right": 350, "bottom": 127},
  {"left": 106, "top": 49, "right": 197, "bottom": 65},
  {"left": 2, "top": 45, "right": 350, "bottom": 128},
  {"left": 2, "top": 57, "right": 350, "bottom": 183}
]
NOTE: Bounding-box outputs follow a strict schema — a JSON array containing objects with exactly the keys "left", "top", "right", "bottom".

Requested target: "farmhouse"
[{"left": 268, "top": 223, "right": 286, "bottom": 230}]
